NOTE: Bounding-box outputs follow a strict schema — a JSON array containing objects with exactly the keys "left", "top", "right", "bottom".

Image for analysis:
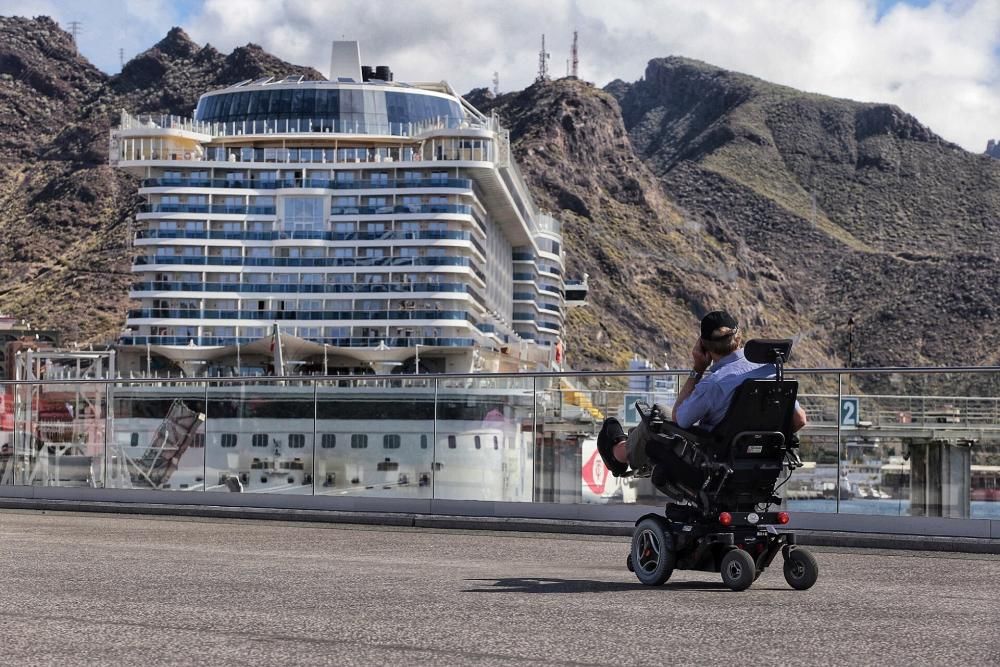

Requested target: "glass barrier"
[
  {"left": 313, "top": 376, "right": 434, "bottom": 500},
  {"left": 434, "top": 375, "right": 534, "bottom": 501},
  {"left": 0, "top": 369, "right": 996, "bottom": 521},
  {"left": 109, "top": 382, "right": 207, "bottom": 491},
  {"left": 204, "top": 378, "right": 313, "bottom": 494},
  {"left": 6, "top": 381, "right": 108, "bottom": 488},
  {"left": 0, "top": 383, "right": 13, "bottom": 485}
]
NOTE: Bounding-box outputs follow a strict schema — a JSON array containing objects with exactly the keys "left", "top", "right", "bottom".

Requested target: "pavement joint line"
[{"left": 0, "top": 497, "right": 997, "bottom": 554}]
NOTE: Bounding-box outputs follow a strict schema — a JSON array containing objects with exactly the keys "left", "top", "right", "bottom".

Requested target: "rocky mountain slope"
[
  {"left": 606, "top": 57, "right": 1000, "bottom": 368},
  {"left": 2, "top": 16, "right": 998, "bottom": 373}
]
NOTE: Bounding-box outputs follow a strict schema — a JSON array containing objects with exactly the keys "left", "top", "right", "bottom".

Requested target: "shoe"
[{"left": 597, "top": 418, "right": 629, "bottom": 477}]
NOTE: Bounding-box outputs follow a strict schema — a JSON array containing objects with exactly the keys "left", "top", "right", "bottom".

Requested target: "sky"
[{"left": 2, "top": 0, "right": 999, "bottom": 152}]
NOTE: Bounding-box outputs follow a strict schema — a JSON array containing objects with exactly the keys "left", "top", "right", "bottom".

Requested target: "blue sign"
[
  {"left": 840, "top": 397, "right": 860, "bottom": 427},
  {"left": 623, "top": 394, "right": 645, "bottom": 426}
]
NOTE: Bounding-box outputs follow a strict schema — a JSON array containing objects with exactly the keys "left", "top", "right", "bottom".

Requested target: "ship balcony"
[
  {"left": 127, "top": 308, "right": 475, "bottom": 322},
  {"left": 129, "top": 281, "right": 475, "bottom": 296},
  {"left": 137, "top": 204, "right": 277, "bottom": 215},
  {"left": 329, "top": 203, "right": 472, "bottom": 217},
  {"left": 133, "top": 255, "right": 484, "bottom": 275},
  {"left": 139, "top": 177, "right": 474, "bottom": 192},
  {"left": 118, "top": 335, "right": 478, "bottom": 349}
]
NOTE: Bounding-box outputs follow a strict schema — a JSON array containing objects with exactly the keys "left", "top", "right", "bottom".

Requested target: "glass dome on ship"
[{"left": 109, "top": 42, "right": 585, "bottom": 378}]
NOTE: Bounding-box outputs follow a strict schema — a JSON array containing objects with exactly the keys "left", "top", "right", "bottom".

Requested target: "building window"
[
  {"left": 283, "top": 197, "right": 325, "bottom": 232},
  {"left": 252, "top": 433, "right": 269, "bottom": 448},
  {"left": 420, "top": 434, "right": 428, "bottom": 450},
  {"left": 288, "top": 433, "right": 306, "bottom": 449},
  {"left": 129, "top": 432, "right": 139, "bottom": 447},
  {"left": 350, "top": 434, "right": 368, "bottom": 449},
  {"left": 383, "top": 434, "right": 401, "bottom": 449},
  {"left": 321, "top": 434, "right": 336, "bottom": 449},
  {"left": 474, "top": 435, "right": 481, "bottom": 450},
  {"left": 221, "top": 433, "right": 238, "bottom": 448},
  {"left": 448, "top": 435, "right": 457, "bottom": 449}
]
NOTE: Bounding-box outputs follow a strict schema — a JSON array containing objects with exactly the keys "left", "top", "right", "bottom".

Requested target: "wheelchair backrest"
[{"left": 710, "top": 378, "right": 799, "bottom": 459}]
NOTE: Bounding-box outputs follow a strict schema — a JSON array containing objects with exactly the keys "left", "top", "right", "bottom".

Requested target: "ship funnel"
[{"left": 330, "top": 41, "right": 361, "bottom": 81}]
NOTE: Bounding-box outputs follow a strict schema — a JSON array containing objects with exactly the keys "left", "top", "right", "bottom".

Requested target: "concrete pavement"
[{"left": 0, "top": 510, "right": 998, "bottom": 665}]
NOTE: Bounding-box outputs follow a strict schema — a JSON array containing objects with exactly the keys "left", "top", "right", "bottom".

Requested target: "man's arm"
[
  {"left": 673, "top": 338, "right": 711, "bottom": 423},
  {"left": 791, "top": 403, "right": 807, "bottom": 432}
]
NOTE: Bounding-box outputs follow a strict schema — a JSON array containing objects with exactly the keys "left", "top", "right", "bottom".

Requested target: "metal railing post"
[
  {"left": 203, "top": 381, "right": 209, "bottom": 491},
  {"left": 432, "top": 377, "right": 438, "bottom": 500},
  {"left": 836, "top": 372, "right": 843, "bottom": 514},
  {"left": 531, "top": 375, "right": 538, "bottom": 503},
  {"left": 312, "top": 381, "right": 318, "bottom": 496},
  {"left": 104, "top": 382, "right": 112, "bottom": 488}
]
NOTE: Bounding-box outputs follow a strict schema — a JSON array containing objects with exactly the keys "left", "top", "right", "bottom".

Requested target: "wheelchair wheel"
[
  {"left": 783, "top": 547, "right": 819, "bottom": 590},
  {"left": 630, "top": 518, "right": 675, "bottom": 586},
  {"left": 720, "top": 549, "right": 755, "bottom": 591}
]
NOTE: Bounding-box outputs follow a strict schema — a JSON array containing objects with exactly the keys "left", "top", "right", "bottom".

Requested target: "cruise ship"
[
  {"left": 109, "top": 41, "right": 583, "bottom": 379},
  {"left": 34, "top": 41, "right": 595, "bottom": 499}
]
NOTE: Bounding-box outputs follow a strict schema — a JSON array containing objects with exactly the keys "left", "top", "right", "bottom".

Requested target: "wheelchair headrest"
[{"left": 743, "top": 338, "right": 793, "bottom": 364}]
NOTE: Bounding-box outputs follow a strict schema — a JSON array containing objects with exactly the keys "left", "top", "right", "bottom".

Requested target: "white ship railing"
[{"left": 117, "top": 111, "right": 499, "bottom": 139}]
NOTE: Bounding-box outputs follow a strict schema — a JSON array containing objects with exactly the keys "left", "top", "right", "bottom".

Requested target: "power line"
[{"left": 67, "top": 21, "right": 82, "bottom": 52}]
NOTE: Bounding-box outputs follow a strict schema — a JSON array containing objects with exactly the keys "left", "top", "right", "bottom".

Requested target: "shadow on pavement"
[{"left": 463, "top": 577, "right": 729, "bottom": 594}]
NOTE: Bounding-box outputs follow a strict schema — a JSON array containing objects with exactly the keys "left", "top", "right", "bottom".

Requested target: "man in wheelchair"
[
  {"left": 598, "top": 310, "right": 806, "bottom": 475},
  {"left": 596, "top": 311, "right": 818, "bottom": 590}
]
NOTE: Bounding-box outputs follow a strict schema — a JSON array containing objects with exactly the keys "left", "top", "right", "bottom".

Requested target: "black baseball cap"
[{"left": 700, "top": 311, "right": 739, "bottom": 340}]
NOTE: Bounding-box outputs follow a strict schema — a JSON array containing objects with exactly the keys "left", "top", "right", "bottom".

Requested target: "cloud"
[{"left": 7, "top": 0, "right": 999, "bottom": 151}]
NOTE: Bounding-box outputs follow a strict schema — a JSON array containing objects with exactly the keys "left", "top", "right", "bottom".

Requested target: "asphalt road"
[{"left": 0, "top": 511, "right": 998, "bottom": 666}]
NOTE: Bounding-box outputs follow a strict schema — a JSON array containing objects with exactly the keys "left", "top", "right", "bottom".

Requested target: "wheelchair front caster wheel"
[
  {"left": 720, "top": 549, "right": 755, "bottom": 591},
  {"left": 783, "top": 547, "right": 819, "bottom": 590}
]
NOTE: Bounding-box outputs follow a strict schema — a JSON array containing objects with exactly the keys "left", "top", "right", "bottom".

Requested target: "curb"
[{"left": 1, "top": 498, "right": 997, "bottom": 554}]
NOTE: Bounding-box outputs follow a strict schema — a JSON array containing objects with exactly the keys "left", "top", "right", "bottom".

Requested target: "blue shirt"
[{"left": 674, "top": 349, "right": 776, "bottom": 431}]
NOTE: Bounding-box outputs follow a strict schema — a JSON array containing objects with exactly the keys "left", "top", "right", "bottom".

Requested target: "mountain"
[
  {"left": 605, "top": 57, "right": 1000, "bottom": 369},
  {"left": 2, "top": 16, "right": 999, "bottom": 374}
]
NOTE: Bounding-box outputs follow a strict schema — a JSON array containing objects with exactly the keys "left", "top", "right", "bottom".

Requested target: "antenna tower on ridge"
[
  {"left": 492, "top": 71, "right": 500, "bottom": 96},
  {"left": 68, "top": 21, "right": 82, "bottom": 52},
  {"left": 571, "top": 30, "right": 579, "bottom": 78},
  {"left": 119, "top": 48, "right": 125, "bottom": 69},
  {"left": 536, "top": 34, "right": 550, "bottom": 82}
]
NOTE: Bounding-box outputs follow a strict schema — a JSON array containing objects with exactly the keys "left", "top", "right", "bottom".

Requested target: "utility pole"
[
  {"left": 67, "top": 21, "right": 82, "bottom": 52},
  {"left": 536, "top": 34, "right": 550, "bottom": 82},
  {"left": 571, "top": 30, "right": 579, "bottom": 78}
]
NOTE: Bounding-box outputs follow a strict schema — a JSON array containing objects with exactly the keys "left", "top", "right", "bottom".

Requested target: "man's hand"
[{"left": 691, "top": 338, "right": 711, "bottom": 373}]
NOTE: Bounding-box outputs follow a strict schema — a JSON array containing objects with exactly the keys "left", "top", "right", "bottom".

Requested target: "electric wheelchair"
[{"left": 598, "top": 339, "right": 819, "bottom": 591}]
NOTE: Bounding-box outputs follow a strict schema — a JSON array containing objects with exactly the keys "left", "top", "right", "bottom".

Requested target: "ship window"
[
  {"left": 321, "top": 434, "right": 336, "bottom": 449},
  {"left": 493, "top": 436, "right": 499, "bottom": 450},
  {"left": 288, "top": 433, "right": 306, "bottom": 449},
  {"left": 252, "top": 433, "right": 269, "bottom": 448},
  {"left": 420, "top": 434, "right": 428, "bottom": 449},
  {"left": 129, "top": 432, "right": 139, "bottom": 447},
  {"left": 474, "top": 435, "right": 482, "bottom": 450},
  {"left": 448, "top": 435, "right": 457, "bottom": 449},
  {"left": 350, "top": 434, "right": 368, "bottom": 449},
  {"left": 193, "top": 434, "right": 205, "bottom": 449},
  {"left": 220, "top": 433, "right": 237, "bottom": 448},
  {"left": 383, "top": 434, "right": 401, "bottom": 449}
]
